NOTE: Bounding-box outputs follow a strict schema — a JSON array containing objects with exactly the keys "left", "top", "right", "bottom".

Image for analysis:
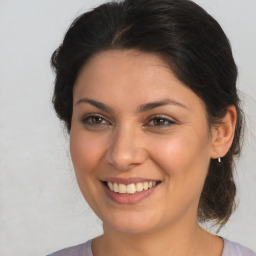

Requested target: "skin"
[{"left": 70, "top": 49, "right": 237, "bottom": 256}]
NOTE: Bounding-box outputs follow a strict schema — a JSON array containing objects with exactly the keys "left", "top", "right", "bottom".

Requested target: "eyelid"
[
  {"left": 145, "top": 115, "right": 176, "bottom": 127},
  {"left": 81, "top": 113, "right": 111, "bottom": 126},
  {"left": 81, "top": 113, "right": 176, "bottom": 128}
]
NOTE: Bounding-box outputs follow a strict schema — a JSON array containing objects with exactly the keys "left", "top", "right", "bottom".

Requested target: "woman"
[{"left": 48, "top": 0, "right": 256, "bottom": 255}]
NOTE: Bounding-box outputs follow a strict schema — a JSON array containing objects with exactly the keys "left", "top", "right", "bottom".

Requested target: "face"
[{"left": 70, "top": 50, "right": 213, "bottom": 234}]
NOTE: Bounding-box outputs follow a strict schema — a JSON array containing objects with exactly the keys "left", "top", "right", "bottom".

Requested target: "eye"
[
  {"left": 81, "top": 114, "right": 110, "bottom": 127},
  {"left": 147, "top": 115, "right": 176, "bottom": 128}
]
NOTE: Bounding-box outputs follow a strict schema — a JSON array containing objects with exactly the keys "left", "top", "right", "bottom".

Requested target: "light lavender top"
[{"left": 48, "top": 237, "right": 256, "bottom": 256}]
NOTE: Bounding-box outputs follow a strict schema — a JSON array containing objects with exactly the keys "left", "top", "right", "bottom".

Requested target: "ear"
[{"left": 210, "top": 105, "right": 237, "bottom": 160}]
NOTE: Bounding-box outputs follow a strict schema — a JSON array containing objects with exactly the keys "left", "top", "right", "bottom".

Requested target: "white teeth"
[
  {"left": 136, "top": 182, "right": 144, "bottom": 192},
  {"left": 127, "top": 184, "right": 136, "bottom": 194},
  {"left": 108, "top": 182, "right": 114, "bottom": 191},
  {"left": 143, "top": 182, "right": 149, "bottom": 190},
  {"left": 107, "top": 181, "right": 159, "bottom": 194},
  {"left": 113, "top": 183, "right": 118, "bottom": 192},
  {"left": 118, "top": 184, "right": 127, "bottom": 194}
]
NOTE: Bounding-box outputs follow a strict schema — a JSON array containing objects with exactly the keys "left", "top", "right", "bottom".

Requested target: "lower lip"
[{"left": 101, "top": 182, "right": 160, "bottom": 204}]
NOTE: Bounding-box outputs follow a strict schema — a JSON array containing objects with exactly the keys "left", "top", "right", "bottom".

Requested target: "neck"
[{"left": 91, "top": 218, "right": 222, "bottom": 256}]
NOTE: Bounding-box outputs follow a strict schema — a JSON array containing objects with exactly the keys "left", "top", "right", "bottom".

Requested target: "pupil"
[
  {"left": 93, "top": 117, "right": 102, "bottom": 123},
  {"left": 154, "top": 119, "right": 165, "bottom": 125}
]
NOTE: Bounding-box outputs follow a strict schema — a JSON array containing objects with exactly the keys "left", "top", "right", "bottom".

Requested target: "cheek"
[
  {"left": 148, "top": 133, "right": 195, "bottom": 166},
  {"left": 147, "top": 130, "right": 210, "bottom": 183},
  {"left": 69, "top": 130, "right": 104, "bottom": 176},
  {"left": 148, "top": 131, "right": 211, "bottom": 217},
  {"left": 69, "top": 129, "right": 107, "bottom": 209}
]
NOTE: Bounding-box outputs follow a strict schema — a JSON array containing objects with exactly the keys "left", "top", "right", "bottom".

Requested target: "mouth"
[{"left": 101, "top": 180, "right": 162, "bottom": 194}]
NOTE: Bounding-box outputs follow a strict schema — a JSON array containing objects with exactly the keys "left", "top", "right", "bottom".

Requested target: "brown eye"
[
  {"left": 82, "top": 115, "right": 110, "bottom": 126},
  {"left": 147, "top": 116, "right": 175, "bottom": 128}
]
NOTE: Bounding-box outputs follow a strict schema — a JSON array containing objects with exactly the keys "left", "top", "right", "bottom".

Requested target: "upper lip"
[{"left": 100, "top": 177, "right": 161, "bottom": 185}]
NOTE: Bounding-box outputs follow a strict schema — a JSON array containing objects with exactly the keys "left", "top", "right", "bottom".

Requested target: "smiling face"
[{"left": 70, "top": 49, "right": 214, "bottom": 234}]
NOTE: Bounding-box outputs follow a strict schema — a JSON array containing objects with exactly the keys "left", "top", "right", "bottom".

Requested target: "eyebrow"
[
  {"left": 138, "top": 98, "right": 188, "bottom": 112},
  {"left": 75, "top": 98, "right": 188, "bottom": 113},
  {"left": 76, "top": 98, "right": 114, "bottom": 113}
]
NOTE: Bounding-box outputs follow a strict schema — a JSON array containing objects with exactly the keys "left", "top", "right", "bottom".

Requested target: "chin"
[{"left": 103, "top": 212, "right": 159, "bottom": 234}]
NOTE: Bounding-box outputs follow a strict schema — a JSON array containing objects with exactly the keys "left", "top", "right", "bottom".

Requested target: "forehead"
[
  {"left": 84, "top": 49, "right": 170, "bottom": 69},
  {"left": 75, "top": 49, "right": 173, "bottom": 88},
  {"left": 73, "top": 49, "right": 206, "bottom": 114}
]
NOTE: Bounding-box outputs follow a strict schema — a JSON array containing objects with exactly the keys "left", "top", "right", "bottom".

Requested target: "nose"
[{"left": 105, "top": 125, "right": 148, "bottom": 171}]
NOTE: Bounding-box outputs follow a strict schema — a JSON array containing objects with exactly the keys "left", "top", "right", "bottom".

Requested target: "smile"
[
  {"left": 106, "top": 181, "right": 160, "bottom": 194},
  {"left": 101, "top": 178, "right": 162, "bottom": 204}
]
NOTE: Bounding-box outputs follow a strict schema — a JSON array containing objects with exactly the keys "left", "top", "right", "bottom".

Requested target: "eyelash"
[
  {"left": 147, "top": 116, "right": 176, "bottom": 127},
  {"left": 81, "top": 114, "right": 176, "bottom": 128},
  {"left": 82, "top": 114, "right": 110, "bottom": 127}
]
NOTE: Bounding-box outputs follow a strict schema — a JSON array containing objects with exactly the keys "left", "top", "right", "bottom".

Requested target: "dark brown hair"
[{"left": 51, "top": 0, "right": 244, "bottom": 227}]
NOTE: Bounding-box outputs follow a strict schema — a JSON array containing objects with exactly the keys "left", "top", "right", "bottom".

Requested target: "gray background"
[{"left": 0, "top": 0, "right": 255, "bottom": 255}]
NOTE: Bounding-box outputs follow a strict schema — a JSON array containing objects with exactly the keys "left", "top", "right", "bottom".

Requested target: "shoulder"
[
  {"left": 222, "top": 238, "right": 256, "bottom": 256},
  {"left": 47, "top": 239, "right": 93, "bottom": 256}
]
